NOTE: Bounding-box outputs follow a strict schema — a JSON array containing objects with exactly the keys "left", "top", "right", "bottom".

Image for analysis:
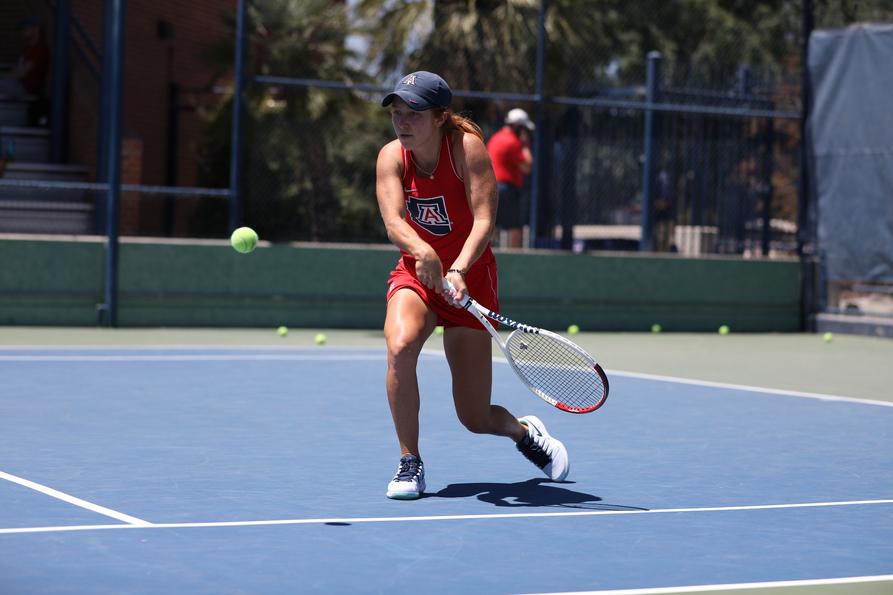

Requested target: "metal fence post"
[
  {"left": 50, "top": 0, "right": 70, "bottom": 163},
  {"left": 761, "top": 111, "right": 775, "bottom": 256},
  {"left": 99, "top": 0, "right": 126, "bottom": 327},
  {"left": 95, "top": 0, "right": 114, "bottom": 233},
  {"left": 528, "top": 0, "right": 547, "bottom": 249},
  {"left": 798, "top": 0, "right": 814, "bottom": 256},
  {"left": 228, "top": 0, "right": 248, "bottom": 232},
  {"left": 639, "top": 51, "right": 662, "bottom": 252},
  {"left": 798, "top": 0, "right": 816, "bottom": 331}
]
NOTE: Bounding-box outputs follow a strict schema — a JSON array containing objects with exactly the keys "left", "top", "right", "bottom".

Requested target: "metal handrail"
[
  {"left": 43, "top": 0, "right": 101, "bottom": 81},
  {"left": 0, "top": 179, "right": 232, "bottom": 197}
]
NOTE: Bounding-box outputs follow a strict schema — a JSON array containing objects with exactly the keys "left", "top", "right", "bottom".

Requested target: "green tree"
[
  {"left": 355, "top": 0, "right": 620, "bottom": 95},
  {"left": 196, "top": 0, "right": 389, "bottom": 242},
  {"left": 354, "top": 0, "right": 814, "bottom": 94},
  {"left": 193, "top": 0, "right": 892, "bottom": 244}
]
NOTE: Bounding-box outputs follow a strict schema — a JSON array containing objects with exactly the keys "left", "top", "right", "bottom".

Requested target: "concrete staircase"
[
  {"left": 0, "top": 95, "right": 30, "bottom": 126},
  {"left": 1, "top": 125, "right": 48, "bottom": 161},
  {"left": 0, "top": 95, "right": 94, "bottom": 234}
]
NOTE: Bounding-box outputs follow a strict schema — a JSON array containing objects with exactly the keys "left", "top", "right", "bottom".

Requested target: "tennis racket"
[{"left": 442, "top": 279, "right": 609, "bottom": 414}]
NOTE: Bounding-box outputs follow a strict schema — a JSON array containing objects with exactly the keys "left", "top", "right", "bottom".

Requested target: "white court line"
[
  {"left": 0, "top": 345, "right": 383, "bottom": 351},
  {"left": 1, "top": 498, "right": 890, "bottom": 535},
  {"left": 0, "top": 471, "right": 150, "bottom": 526},
  {"left": 3, "top": 346, "right": 890, "bottom": 409},
  {"left": 0, "top": 354, "right": 385, "bottom": 362},
  {"left": 4, "top": 348, "right": 888, "bottom": 407},
  {"left": 421, "top": 347, "right": 893, "bottom": 408},
  {"left": 519, "top": 574, "right": 893, "bottom": 595},
  {"left": 609, "top": 369, "right": 893, "bottom": 408}
]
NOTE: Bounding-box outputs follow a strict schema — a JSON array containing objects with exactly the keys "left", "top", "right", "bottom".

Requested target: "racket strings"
[{"left": 506, "top": 332, "right": 607, "bottom": 411}]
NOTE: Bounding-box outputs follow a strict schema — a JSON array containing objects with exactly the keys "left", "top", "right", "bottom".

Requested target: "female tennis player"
[{"left": 376, "top": 71, "right": 569, "bottom": 499}]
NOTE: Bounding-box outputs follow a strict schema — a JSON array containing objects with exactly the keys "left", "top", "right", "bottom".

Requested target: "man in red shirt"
[{"left": 486, "top": 108, "right": 534, "bottom": 248}]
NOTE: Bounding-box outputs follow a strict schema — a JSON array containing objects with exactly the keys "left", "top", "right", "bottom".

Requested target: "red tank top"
[{"left": 401, "top": 133, "right": 495, "bottom": 270}]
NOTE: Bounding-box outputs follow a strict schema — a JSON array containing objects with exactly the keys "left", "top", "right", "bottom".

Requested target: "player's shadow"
[{"left": 428, "top": 478, "right": 648, "bottom": 510}]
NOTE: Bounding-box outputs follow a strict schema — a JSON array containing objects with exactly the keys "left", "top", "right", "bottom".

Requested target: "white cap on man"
[{"left": 505, "top": 108, "right": 535, "bottom": 131}]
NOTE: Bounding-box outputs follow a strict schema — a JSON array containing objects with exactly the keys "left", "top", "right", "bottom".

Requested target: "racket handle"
[
  {"left": 442, "top": 278, "right": 471, "bottom": 308},
  {"left": 442, "top": 277, "right": 505, "bottom": 346}
]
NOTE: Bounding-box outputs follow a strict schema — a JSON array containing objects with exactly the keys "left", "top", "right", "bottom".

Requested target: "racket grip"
[{"left": 442, "top": 278, "right": 471, "bottom": 307}]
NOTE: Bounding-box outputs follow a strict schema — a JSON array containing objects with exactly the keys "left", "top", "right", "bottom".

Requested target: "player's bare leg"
[
  {"left": 384, "top": 288, "right": 436, "bottom": 457},
  {"left": 444, "top": 326, "right": 526, "bottom": 442},
  {"left": 445, "top": 326, "right": 569, "bottom": 481}
]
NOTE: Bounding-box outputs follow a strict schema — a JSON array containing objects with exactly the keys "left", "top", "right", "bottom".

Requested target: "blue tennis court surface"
[{"left": 1, "top": 346, "right": 891, "bottom": 594}]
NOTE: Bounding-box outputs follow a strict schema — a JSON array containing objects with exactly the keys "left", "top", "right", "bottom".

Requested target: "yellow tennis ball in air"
[
  {"left": 718, "top": 325, "right": 730, "bottom": 335},
  {"left": 230, "top": 226, "right": 258, "bottom": 253},
  {"left": 567, "top": 324, "right": 580, "bottom": 335},
  {"left": 314, "top": 333, "right": 327, "bottom": 345},
  {"left": 823, "top": 332, "right": 833, "bottom": 343},
  {"left": 651, "top": 323, "right": 662, "bottom": 333},
  {"left": 277, "top": 326, "right": 288, "bottom": 337},
  {"left": 434, "top": 325, "right": 444, "bottom": 336}
]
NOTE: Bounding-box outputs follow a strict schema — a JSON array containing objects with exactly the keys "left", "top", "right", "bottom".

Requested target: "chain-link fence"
[
  {"left": 236, "top": 78, "right": 800, "bottom": 256},
  {"left": 227, "top": 0, "right": 823, "bottom": 257},
  {"left": 5, "top": 0, "right": 893, "bottom": 260},
  {"left": 3, "top": 0, "right": 891, "bottom": 330}
]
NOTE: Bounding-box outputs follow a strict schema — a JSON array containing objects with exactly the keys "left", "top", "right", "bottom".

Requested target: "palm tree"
[
  {"left": 355, "top": 0, "right": 618, "bottom": 96},
  {"left": 354, "top": 0, "right": 814, "bottom": 97},
  {"left": 197, "top": 0, "right": 388, "bottom": 242}
]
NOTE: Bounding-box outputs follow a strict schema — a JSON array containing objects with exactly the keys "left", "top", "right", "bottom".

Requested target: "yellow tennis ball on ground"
[
  {"left": 314, "top": 333, "right": 327, "bottom": 345},
  {"left": 230, "top": 226, "right": 258, "bottom": 253},
  {"left": 434, "top": 325, "right": 444, "bottom": 336},
  {"left": 651, "top": 324, "right": 662, "bottom": 333},
  {"left": 823, "top": 332, "right": 834, "bottom": 343},
  {"left": 567, "top": 324, "right": 580, "bottom": 335},
  {"left": 277, "top": 326, "right": 288, "bottom": 337},
  {"left": 718, "top": 325, "right": 730, "bottom": 335}
]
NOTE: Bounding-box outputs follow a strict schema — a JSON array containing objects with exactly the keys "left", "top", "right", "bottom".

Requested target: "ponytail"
[{"left": 436, "top": 109, "right": 485, "bottom": 142}]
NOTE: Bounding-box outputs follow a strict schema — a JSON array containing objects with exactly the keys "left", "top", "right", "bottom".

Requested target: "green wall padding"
[{"left": 0, "top": 237, "right": 801, "bottom": 331}]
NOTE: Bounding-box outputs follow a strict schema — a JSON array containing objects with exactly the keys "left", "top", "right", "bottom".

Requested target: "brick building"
[{"left": 1, "top": 0, "right": 234, "bottom": 235}]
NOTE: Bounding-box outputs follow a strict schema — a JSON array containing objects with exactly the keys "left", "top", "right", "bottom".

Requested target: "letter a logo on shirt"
[{"left": 407, "top": 195, "right": 451, "bottom": 236}]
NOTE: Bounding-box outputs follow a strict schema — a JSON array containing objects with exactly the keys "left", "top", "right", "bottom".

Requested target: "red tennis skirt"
[{"left": 386, "top": 256, "right": 499, "bottom": 330}]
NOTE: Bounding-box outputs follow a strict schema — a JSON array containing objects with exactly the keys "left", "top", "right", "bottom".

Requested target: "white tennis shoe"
[
  {"left": 386, "top": 454, "right": 425, "bottom": 500},
  {"left": 516, "top": 415, "right": 570, "bottom": 481}
]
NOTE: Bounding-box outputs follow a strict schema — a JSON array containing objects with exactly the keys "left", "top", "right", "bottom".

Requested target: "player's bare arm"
[
  {"left": 375, "top": 140, "right": 443, "bottom": 290},
  {"left": 448, "top": 132, "right": 497, "bottom": 288}
]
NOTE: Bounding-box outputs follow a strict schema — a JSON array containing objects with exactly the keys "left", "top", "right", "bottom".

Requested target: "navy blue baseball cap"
[{"left": 381, "top": 71, "right": 452, "bottom": 111}]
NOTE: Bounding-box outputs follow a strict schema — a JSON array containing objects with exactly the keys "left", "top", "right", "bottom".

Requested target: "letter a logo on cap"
[{"left": 403, "top": 74, "right": 417, "bottom": 86}]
